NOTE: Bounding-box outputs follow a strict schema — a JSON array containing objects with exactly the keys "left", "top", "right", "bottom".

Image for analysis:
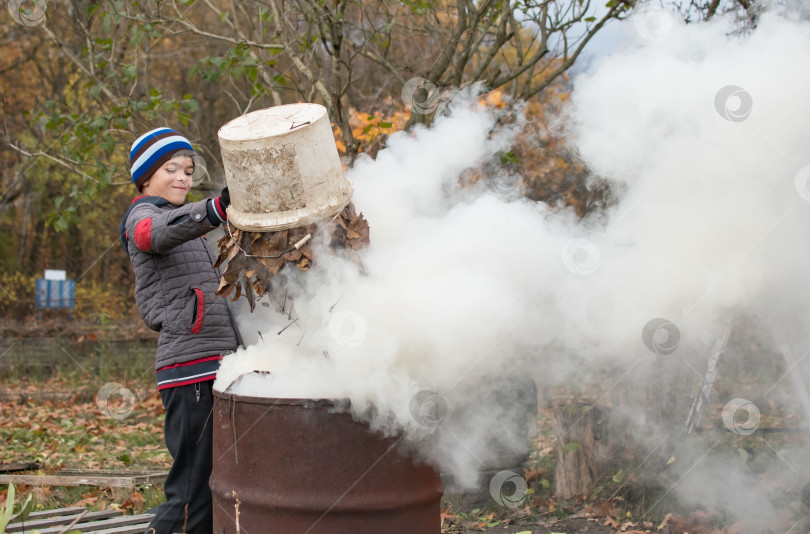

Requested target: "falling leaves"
[
  {"left": 215, "top": 202, "right": 370, "bottom": 311},
  {"left": 331, "top": 202, "right": 370, "bottom": 250}
]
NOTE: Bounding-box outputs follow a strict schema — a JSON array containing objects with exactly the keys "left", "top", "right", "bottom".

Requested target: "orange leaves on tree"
[
  {"left": 505, "top": 85, "right": 616, "bottom": 218},
  {"left": 480, "top": 90, "right": 508, "bottom": 109},
  {"left": 333, "top": 104, "right": 409, "bottom": 158}
]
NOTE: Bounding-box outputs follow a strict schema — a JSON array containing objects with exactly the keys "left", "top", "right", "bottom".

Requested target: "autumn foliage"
[{"left": 338, "top": 86, "right": 615, "bottom": 218}]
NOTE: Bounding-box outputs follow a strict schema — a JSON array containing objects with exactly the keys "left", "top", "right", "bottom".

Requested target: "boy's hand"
[
  {"left": 220, "top": 187, "right": 230, "bottom": 210},
  {"left": 207, "top": 187, "right": 230, "bottom": 225}
]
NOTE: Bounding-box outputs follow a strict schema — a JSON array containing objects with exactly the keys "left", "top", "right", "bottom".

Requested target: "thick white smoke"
[
  {"left": 564, "top": 8, "right": 810, "bottom": 526},
  {"left": 214, "top": 5, "right": 810, "bottom": 519}
]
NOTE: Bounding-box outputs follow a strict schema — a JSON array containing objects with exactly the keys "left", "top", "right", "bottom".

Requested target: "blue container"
[{"left": 35, "top": 279, "right": 75, "bottom": 309}]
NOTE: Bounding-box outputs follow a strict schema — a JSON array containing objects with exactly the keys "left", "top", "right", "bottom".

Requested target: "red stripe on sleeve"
[
  {"left": 134, "top": 218, "right": 153, "bottom": 251},
  {"left": 191, "top": 288, "right": 205, "bottom": 333}
]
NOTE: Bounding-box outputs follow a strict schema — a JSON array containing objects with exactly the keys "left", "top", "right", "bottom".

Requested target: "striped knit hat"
[{"left": 130, "top": 128, "right": 194, "bottom": 189}]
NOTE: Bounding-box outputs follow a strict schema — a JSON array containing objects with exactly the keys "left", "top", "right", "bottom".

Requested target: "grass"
[{"left": 0, "top": 341, "right": 169, "bottom": 516}]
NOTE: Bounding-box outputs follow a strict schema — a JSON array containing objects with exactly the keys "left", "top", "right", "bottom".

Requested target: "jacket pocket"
[{"left": 190, "top": 287, "right": 205, "bottom": 334}]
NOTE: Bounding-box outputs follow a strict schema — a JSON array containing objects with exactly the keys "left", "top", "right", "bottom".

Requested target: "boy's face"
[{"left": 141, "top": 154, "right": 193, "bottom": 204}]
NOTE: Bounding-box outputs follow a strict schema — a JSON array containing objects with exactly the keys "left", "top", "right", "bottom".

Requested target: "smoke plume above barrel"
[{"left": 215, "top": 5, "right": 810, "bottom": 518}]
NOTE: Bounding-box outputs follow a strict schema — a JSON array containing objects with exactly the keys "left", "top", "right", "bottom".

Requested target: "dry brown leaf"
[
  {"left": 266, "top": 230, "right": 289, "bottom": 253},
  {"left": 216, "top": 282, "right": 235, "bottom": 299},
  {"left": 289, "top": 226, "right": 312, "bottom": 241},
  {"left": 215, "top": 203, "right": 368, "bottom": 308},
  {"left": 217, "top": 232, "right": 231, "bottom": 249},
  {"left": 244, "top": 276, "right": 256, "bottom": 312},
  {"left": 231, "top": 282, "right": 242, "bottom": 302},
  {"left": 121, "top": 490, "right": 145, "bottom": 512},
  {"left": 657, "top": 513, "right": 672, "bottom": 531},
  {"left": 253, "top": 263, "right": 269, "bottom": 281},
  {"left": 227, "top": 254, "right": 249, "bottom": 275},
  {"left": 227, "top": 242, "right": 240, "bottom": 261},
  {"left": 251, "top": 236, "right": 272, "bottom": 257},
  {"left": 347, "top": 213, "right": 369, "bottom": 241},
  {"left": 523, "top": 466, "right": 546, "bottom": 484},
  {"left": 252, "top": 278, "right": 266, "bottom": 297},
  {"left": 282, "top": 248, "right": 303, "bottom": 262},
  {"left": 222, "top": 268, "right": 240, "bottom": 284},
  {"left": 258, "top": 255, "right": 285, "bottom": 275}
]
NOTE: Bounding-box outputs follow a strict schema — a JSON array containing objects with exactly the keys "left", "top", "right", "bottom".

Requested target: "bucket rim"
[{"left": 225, "top": 188, "right": 353, "bottom": 232}]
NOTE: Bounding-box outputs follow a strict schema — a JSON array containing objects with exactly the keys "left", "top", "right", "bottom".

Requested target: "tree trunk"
[{"left": 553, "top": 403, "right": 598, "bottom": 500}]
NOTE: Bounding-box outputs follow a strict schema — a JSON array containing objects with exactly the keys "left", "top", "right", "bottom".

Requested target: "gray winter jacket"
[{"left": 123, "top": 197, "right": 240, "bottom": 369}]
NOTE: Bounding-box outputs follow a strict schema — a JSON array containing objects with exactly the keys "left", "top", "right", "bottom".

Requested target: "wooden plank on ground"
[
  {"left": 57, "top": 469, "right": 165, "bottom": 477},
  {"left": 6, "top": 510, "right": 121, "bottom": 532},
  {"left": 0, "top": 391, "right": 75, "bottom": 402},
  {"left": 0, "top": 462, "right": 39, "bottom": 473},
  {"left": 93, "top": 522, "right": 154, "bottom": 534},
  {"left": 36, "top": 513, "right": 155, "bottom": 533},
  {"left": 0, "top": 472, "right": 167, "bottom": 488},
  {"left": 20, "top": 507, "right": 85, "bottom": 520}
]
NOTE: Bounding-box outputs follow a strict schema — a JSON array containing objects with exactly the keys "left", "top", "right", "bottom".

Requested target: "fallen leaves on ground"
[
  {"left": 120, "top": 490, "right": 146, "bottom": 512},
  {"left": 70, "top": 491, "right": 100, "bottom": 508},
  {"left": 0, "top": 376, "right": 169, "bottom": 472}
]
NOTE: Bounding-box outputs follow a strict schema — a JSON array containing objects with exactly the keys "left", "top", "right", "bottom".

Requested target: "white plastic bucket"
[{"left": 218, "top": 103, "right": 353, "bottom": 231}]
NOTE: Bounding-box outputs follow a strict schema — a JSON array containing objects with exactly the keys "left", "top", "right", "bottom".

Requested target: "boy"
[{"left": 120, "top": 127, "right": 241, "bottom": 533}]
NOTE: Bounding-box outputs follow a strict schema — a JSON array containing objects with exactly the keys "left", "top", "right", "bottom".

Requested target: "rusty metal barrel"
[{"left": 210, "top": 389, "right": 444, "bottom": 534}]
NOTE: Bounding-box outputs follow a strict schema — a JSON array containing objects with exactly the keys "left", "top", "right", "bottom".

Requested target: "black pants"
[{"left": 147, "top": 380, "right": 214, "bottom": 534}]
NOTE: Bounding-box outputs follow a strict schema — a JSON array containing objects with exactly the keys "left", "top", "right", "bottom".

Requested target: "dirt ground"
[
  {"left": 440, "top": 490, "right": 620, "bottom": 534},
  {"left": 448, "top": 517, "right": 612, "bottom": 533}
]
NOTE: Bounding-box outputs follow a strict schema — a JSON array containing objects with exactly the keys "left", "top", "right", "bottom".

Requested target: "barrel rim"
[
  {"left": 217, "top": 103, "right": 328, "bottom": 142},
  {"left": 213, "top": 388, "right": 350, "bottom": 408}
]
